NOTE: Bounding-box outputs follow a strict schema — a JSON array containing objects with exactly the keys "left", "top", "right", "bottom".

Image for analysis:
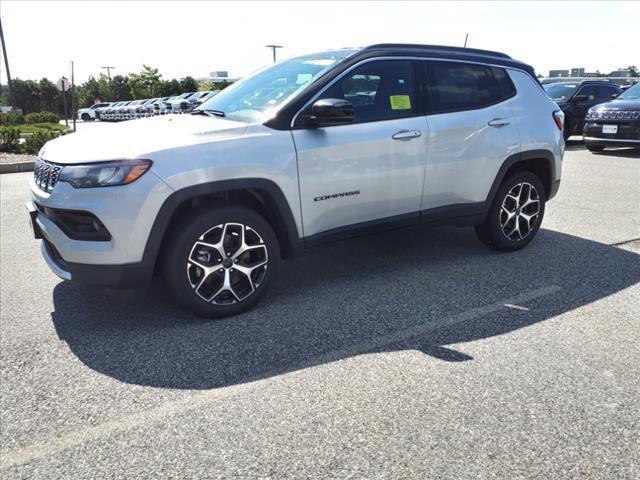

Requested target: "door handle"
[
  {"left": 488, "top": 118, "right": 511, "bottom": 128},
  {"left": 392, "top": 129, "right": 422, "bottom": 140}
]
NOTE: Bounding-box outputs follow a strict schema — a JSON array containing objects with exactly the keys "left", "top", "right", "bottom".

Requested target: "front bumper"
[
  {"left": 29, "top": 167, "right": 174, "bottom": 287},
  {"left": 583, "top": 120, "right": 640, "bottom": 147},
  {"left": 40, "top": 238, "right": 155, "bottom": 287}
]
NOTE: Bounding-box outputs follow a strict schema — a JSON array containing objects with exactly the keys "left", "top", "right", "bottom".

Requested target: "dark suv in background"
[
  {"left": 583, "top": 82, "right": 640, "bottom": 151},
  {"left": 544, "top": 80, "right": 621, "bottom": 140}
]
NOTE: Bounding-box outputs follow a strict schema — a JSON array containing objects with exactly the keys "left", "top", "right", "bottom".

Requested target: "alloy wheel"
[
  {"left": 186, "top": 223, "right": 268, "bottom": 305},
  {"left": 499, "top": 182, "right": 541, "bottom": 241}
]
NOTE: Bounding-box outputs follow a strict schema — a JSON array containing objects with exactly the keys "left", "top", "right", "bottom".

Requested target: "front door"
[{"left": 292, "top": 60, "right": 428, "bottom": 239}]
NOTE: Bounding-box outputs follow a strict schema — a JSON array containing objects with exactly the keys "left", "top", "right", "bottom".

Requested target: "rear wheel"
[
  {"left": 475, "top": 171, "right": 546, "bottom": 251},
  {"left": 162, "top": 205, "right": 279, "bottom": 318}
]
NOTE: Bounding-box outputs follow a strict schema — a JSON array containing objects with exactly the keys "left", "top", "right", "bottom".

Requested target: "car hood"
[
  {"left": 591, "top": 99, "right": 640, "bottom": 111},
  {"left": 41, "top": 114, "right": 249, "bottom": 164}
]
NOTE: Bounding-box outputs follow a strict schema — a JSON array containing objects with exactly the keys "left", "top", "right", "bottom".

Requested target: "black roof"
[
  {"left": 364, "top": 43, "right": 512, "bottom": 59},
  {"left": 359, "top": 43, "right": 536, "bottom": 79}
]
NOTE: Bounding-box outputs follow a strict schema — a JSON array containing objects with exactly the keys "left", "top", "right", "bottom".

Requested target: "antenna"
[{"left": 463, "top": 33, "right": 469, "bottom": 48}]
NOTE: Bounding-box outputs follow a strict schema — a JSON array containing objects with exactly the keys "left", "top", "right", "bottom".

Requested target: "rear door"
[
  {"left": 293, "top": 60, "right": 429, "bottom": 239},
  {"left": 421, "top": 61, "right": 521, "bottom": 212}
]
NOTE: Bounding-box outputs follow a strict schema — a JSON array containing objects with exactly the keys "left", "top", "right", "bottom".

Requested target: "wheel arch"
[
  {"left": 143, "top": 179, "right": 303, "bottom": 274},
  {"left": 486, "top": 150, "right": 556, "bottom": 205}
]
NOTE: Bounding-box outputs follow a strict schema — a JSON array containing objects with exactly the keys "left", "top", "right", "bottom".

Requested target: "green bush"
[
  {"left": 25, "top": 111, "right": 60, "bottom": 125},
  {"left": 0, "top": 112, "right": 25, "bottom": 126},
  {"left": 16, "top": 123, "right": 70, "bottom": 134},
  {"left": 24, "top": 130, "right": 60, "bottom": 154},
  {"left": 0, "top": 127, "right": 22, "bottom": 153}
]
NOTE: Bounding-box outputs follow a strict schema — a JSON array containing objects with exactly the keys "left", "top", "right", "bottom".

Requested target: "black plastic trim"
[
  {"left": 35, "top": 203, "right": 112, "bottom": 241},
  {"left": 143, "top": 178, "right": 303, "bottom": 260}
]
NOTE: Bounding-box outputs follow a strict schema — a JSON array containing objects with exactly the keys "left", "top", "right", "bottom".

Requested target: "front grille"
[
  {"left": 589, "top": 110, "right": 640, "bottom": 120},
  {"left": 34, "top": 158, "right": 63, "bottom": 192}
]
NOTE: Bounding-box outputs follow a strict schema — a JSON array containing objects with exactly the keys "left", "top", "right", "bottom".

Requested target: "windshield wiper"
[{"left": 192, "top": 109, "right": 225, "bottom": 117}]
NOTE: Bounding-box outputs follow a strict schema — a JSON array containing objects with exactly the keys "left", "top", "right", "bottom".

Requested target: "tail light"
[{"left": 553, "top": 110, "right": 564, "bottom": 131}]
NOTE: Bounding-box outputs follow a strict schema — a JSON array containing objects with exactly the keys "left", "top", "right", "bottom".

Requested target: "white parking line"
[{"left": 0, "top": 285, "right": 561, "bottom": 470}]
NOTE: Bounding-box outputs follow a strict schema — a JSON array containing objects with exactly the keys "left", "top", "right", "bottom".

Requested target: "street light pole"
[
  {"left": 0, "top": 18, "right": 17, "bottom": 109},
  {"left": 101, "top": 66, "right": 115, "bottom": 83},
  {"left": 265, "top": 45, "right": 283, "bottom": 63},
  {"left": 101, "top": 66, "right": 115, "bottom": 100}
]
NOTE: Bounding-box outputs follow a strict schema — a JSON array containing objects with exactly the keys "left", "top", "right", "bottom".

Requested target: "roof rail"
[{"left": 364, "top": 43, "right": 512, "bottom": 59}]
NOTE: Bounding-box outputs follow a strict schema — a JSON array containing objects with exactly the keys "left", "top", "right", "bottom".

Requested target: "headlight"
[{"left": 59, "top": 159, "right": 152, "bottom": 188}]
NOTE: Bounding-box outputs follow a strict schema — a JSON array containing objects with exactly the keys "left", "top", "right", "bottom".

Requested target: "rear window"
[{"left": 426, "top": 61, "right": 515, "bottom": 113}]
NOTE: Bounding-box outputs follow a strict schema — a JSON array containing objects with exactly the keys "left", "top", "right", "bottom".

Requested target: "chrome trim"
[
  {"left": 290, "top": 55, "right": 532, "bottom": 128},
  {"left": 583, "top": 137, "right": 640, "bottom": 143},
  {"left": 41, "top": 241, "right": 72, "bottom": 280}
]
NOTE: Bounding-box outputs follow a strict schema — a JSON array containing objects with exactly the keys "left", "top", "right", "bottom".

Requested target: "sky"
[{"left": 1, "top": 1, "right": 638, "bottom": 84}]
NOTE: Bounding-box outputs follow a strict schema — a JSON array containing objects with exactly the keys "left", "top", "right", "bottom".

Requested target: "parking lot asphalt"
[{"left": 1, "top": 142, "right": 639, "bottom": 479}]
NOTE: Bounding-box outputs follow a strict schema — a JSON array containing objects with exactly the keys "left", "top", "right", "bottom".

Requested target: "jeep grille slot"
[{"left": 34, "top": 158, "right": 62, "bottom": 193}]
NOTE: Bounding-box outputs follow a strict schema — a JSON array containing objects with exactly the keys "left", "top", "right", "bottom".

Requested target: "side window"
[
  {"left": 426, "top": 61, "right": 507, "bottom": 113},
  {"left": 576, "top": 85, "right": 596, "bottom": 101},
  {"left": 318, "top": 60, "right": 416, "bottom": 123}
]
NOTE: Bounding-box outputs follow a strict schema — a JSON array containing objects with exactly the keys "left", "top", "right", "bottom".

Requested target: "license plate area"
[{"left": 602, "top": 125, "right": 618, "bottom": 134}]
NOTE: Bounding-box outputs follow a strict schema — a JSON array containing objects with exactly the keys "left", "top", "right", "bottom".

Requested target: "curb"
[{"left": 0, "top": 161, "right": 35, "bottom": 174}]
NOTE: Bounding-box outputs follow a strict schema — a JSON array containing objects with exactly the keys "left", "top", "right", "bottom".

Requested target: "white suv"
[
  {"left": 27, "top": 44, "right": 564, "bottom": 317},
  {"left": 77, "top": 102, "right": 111, "bottom": 121}
]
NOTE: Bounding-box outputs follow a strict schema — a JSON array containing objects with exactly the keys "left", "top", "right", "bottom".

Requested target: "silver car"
[{"left": 28, "top": 44, "right": 564, "bottom": 317}]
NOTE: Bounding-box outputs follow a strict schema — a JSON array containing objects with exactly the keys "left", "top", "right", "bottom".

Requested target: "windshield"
[
  {"left": 618, "top": 82, "right": 640, "bottom": 100},
  {"left": 543, "top": 82, "right": 578, "bottom": 101},
  {"left": 196, "top": 49, "right": 358, "bottom": 122}
]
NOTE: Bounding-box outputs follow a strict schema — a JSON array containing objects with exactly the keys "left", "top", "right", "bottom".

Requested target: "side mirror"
[
  {"left": 303, "top": 98, "right": 354, "bottom": 127},
  {"left": 573, "top": 95, "right": 589, "bottom": 102}
]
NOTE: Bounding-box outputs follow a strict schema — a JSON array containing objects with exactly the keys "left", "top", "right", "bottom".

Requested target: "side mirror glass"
[{"left": 302, "top": 98, "right": 354, "bottom": 127}]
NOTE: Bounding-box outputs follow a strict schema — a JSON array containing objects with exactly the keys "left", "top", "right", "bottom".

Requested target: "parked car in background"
[
  {"left": 544, "top": 80, "right": 621, "bottom": 140},
  {"left": 98, "top": 101, "right": 124, "bottom": 121},
  {"left": 29, "top": 44, "right": 563, "bottom": 317},
  {"left": 583, "top": 82, "right": 640, "bottom": 151},
  {"left": 178, "top": 91, "right": 214, "bottom": 113},
  {"left": 165, "top": 92, "right": 196, "bottom": 114},
  {"left": 145, "top": 97, "right": 168, "bottom": 117},
  {"left": 77, "top": 102, "right": 111, "bottom": 121},
  {"left": 192, "top": 90, "right": 219, "bottom": 110}
]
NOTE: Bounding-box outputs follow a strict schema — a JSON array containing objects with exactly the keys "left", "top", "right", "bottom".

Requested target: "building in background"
[
  {"left": 549, "top": 69, "right": 570, "bottom": 78},
  {"left": 571, "top": 67, "right": 585, "bottom": 77},
  {"left": 209, "top": 70, "right": 240, "bottom": 84},
  {"left": 609, "top": 69, "right": 631, "bottom": 78}
]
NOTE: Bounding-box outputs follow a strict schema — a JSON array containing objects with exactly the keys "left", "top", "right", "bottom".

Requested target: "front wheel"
[
  {"left": 81, "top": 113, "right": 91, "bottom": 121},
  {"left": 162, "top": 205, "right": 279, "bottom": 318},
  {"left": 475, "top": 171, "right": 546, "bottom": 251}
]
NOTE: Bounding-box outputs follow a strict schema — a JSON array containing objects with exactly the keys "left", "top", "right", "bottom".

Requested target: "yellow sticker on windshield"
[{"left": 390, "top": 95, "right": 411, "bottom": 110}]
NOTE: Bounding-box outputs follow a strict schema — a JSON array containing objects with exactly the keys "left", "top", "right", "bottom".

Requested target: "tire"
[
  {"left": 162, "top": 204, "right": 279, "bottom": 318},
  {"left": 587, "top": 144, "right": 605, "bottom": 152},
  {"left": 475, "top": 171, "right": 546, "bottom": 251},
  {"left": 81, "top": 113, "right": 91, "bottom": 121}
]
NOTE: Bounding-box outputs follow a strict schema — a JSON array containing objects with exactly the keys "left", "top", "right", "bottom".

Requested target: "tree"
[
  {"left": 111, "top": 75, "right": 132, "bottom": 101},
  {"left": 78, "top": 74, "right": 112, "bottom": 107},
  {"left": 38, "top": 78, "right": 60, "bottom": 112},
  {"left": 128, "top": 65, "right": 163, "bottom": 99},
  {"left": 179, "top": 76, "right": 198, "bottom": 93},
  {"left": 12, "top": 79, "right": 40, "bottom": 114},
  {"left": 160, "top": 78, "right": 181, "bottom": 97},
  {"left": 628, "top": 65, "right": 639, "bottom": 77}
]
